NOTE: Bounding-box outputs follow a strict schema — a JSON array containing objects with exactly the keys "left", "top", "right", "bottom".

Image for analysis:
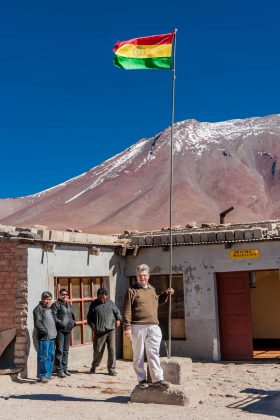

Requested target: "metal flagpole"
[{"left": 168, "top": 28, "right": 177, "bottom": 359}]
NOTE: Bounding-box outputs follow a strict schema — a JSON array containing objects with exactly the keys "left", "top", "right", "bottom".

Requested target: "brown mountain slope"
[{"left": 1, "top": 114, "right": 280, "bottom": 233}]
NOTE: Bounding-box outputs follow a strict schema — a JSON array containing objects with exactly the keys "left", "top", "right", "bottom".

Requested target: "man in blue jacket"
[{"left": 87, "top": 287, "right": 121, "bottom": 376}]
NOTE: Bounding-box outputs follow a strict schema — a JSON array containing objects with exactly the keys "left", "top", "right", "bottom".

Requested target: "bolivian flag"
[{"left": 113, "top": 32, "right": 175, "bottom": 70}]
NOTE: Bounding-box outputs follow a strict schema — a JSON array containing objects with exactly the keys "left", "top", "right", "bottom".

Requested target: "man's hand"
[
  {"left": 165, "top": 287, "right": 175, "bottom": 295},
  {"left": 115, "top": 320, "right": 121, "bottom": 328},
  {"left": 124, "top": 329, "right": 132, "bottom": 340}
]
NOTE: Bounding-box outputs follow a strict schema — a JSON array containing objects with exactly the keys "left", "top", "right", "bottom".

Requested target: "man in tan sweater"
[{"left": 123, "top": 264, "right": 174, "bottom": 389}]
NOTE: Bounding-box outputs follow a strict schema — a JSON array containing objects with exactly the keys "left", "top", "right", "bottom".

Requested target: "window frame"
[{"left": 55, "top": 276, "right": 103, "bottom": 346}]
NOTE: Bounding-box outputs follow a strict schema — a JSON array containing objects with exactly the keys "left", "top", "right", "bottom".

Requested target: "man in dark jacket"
[
  {"left": 33, "top": 291, "right": 57, "bottom": 383},
  {"left": 87, "top": 287, "right": 121, "bottom": 376},
  {"left": 51, "top": 288, "right": 76, "bottom": 378}
]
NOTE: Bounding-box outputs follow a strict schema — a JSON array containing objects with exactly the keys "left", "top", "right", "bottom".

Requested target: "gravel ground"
[{"left": 1, "top": 359, "right": 280, "bottom": 419}]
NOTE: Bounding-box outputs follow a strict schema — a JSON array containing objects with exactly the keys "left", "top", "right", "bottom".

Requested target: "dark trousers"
[
  {"left": 92, "top": 330, "right": 116, "bottom": 370},
  {"left": 55, "top": 330, "right": 71, "bottom": 372}
]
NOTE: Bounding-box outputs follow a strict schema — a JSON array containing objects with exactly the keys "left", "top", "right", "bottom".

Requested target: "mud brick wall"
[
  {"left": 0, "top": 240, "right": 18, "bottom": 331},
  {"left": 0, "top": 239, "right": 28, "bottom": 369},
  {"left": 14, "top": 243, "right": 28, "bottom": 368}
]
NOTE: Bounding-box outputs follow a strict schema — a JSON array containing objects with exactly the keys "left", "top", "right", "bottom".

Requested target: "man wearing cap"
[
  {"left": 123, "top": 264, "right": 174, "bottom": 389},
  {"left": 33, "top": 291, "right": 57, "bottom": 383},
  {"left": 87, "top": 288, "right": 122, "bottom": 376}
]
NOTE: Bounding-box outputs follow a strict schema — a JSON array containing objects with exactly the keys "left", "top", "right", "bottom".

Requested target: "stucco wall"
[
  {"left": 125, "top": 240, "right": 280, "bottom": 361},
  {"left": 27, "top": 244, "right": 126, "bottom": 377}
]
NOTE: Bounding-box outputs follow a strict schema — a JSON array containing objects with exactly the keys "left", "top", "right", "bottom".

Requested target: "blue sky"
[{"left": 1, "top": 0, "right": 279, "bottom": 197}]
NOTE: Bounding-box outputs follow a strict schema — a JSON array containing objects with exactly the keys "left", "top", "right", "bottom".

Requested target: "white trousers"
[{"left": 131, "top": 324, "right": 163, "bottom": 383}]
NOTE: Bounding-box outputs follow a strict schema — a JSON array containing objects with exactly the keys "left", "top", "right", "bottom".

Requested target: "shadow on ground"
[
  {"left": 0, "top": 393, "right": 129, "bottom": 404},
  {"left": 228, "top": 388, "right": 280, "bottom": 417}
]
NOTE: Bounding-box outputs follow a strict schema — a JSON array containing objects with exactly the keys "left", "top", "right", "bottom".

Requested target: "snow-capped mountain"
[{"left": 1, "top": 114, "right": 280, "bottom": 234}]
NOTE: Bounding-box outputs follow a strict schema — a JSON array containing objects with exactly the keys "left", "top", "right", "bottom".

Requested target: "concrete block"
[
  {"left": 73, "top": 232, "right": 89, "bottom": 243},
  {"left": 154, "top": 235, "right": 161, "bottom": 245},
  {"left": 131, "top": 237, "right": 139, "bottom": 245},
  {"left": 68, "top": 231, "right": 77, "bottom": 242},
  {"left": 138, "top": 237, "right": 146, "bottom": 246},
  {"left": 217, "top": 231, "right": 226, "bottom": 242},
  {"left": 208, "top": 232, "right": 217, "bottom": 242},
  {"left": 244, "top": 229, "right": 254, "bottom": 240},
  {"left": 225, "top": 230, "right": 234, "bottom": 241},
  {"left": 36, "top": 230, "right": 44, "bottom": 239},
  {"left": 253, "top": 228, "right": 263, "bottom": 240},
  {"left": 147, "top": 357, "right": 192, "bottom": 385},
  {"left": 175, "top": 234, "right": 184, "bottom": 244},
  {"left": 145, "top": 236, "right": 154, "bottom": 245},
  {"left": 183, "top": 233, "right": 192, "bottom": 243},
  {"left": 50, "top": 230, "right": 64, "bottom": 242},
  {"left": 234, "top": 230, "right": 244, "bottom": 240},
  {"left": 41, "top": 230, "right": 51, "bottom": 241},
  {"left": 160, "top": 235, "right": 169, "bottom": 244},
  {"left": 191, "top": 233, "right": 201, "bottom": 243},
  {"left": 153, "top": 236, "right": 162, "bottom": 245},
  {"left": 62, "top": 231, "right": 71, "bottom": 242},
  {"left": 130, "top": 382, "right": 208, "bottom": 406},
  {"left": 200, "top": 232, "right": 208, "bottom": 242},
  {"left": 160, "top": 357, "right": 192, "bottom": 384}
]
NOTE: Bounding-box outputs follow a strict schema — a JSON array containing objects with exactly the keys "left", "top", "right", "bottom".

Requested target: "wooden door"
[{"left": 217, "top": 272, "right": 253, "bottom": 360}]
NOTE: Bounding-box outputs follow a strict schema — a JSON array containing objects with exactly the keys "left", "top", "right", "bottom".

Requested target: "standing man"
[
  {"left": 87, "top": 287, "right": 121, "bottom": 376},
  {"left": 51, "top": 288, "right": 76, "bottom": 378},
  {"left": 33, "top": 291, "right": 57, "bottom": 383},
  {"left": 123, "top": 264, "right": 174, "bottom": 389}
]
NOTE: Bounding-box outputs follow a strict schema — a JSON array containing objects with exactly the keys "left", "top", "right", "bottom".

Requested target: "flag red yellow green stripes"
[{"left": 113, "top": 32, "right": 175, "bottom": 70}]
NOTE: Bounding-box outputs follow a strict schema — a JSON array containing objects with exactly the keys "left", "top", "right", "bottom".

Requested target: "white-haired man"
[{"left": 123, "top": 264, "right": 174, "bottom": 389}]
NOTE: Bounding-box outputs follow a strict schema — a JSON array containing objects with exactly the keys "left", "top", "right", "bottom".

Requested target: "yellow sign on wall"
[{"left": 230, "top": 249, "right": 260, "bottom": 259}]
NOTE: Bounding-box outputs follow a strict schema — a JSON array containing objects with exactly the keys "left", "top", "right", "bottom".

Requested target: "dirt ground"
[{"left": 1, "top": 359, "right": 280, "bottom": 420}]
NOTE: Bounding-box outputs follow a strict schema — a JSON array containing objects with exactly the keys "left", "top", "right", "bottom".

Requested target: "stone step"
[{"left": 130, "top": 382, "right": 208, "bottom": 406}]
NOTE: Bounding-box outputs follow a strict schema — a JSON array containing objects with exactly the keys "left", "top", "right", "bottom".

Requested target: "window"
[
  {"left": 55, "top": 277, "right": 103, "bottom": 346},
  {"left": 130, "top": 274, "right": 185, "bottom": 339}
]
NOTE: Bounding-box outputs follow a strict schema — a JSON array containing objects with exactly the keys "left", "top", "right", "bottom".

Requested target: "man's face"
[
  {"left": 97, "top": 293, "right": 108, "bottom": 303},
  {"left": 59, "top": 291, "right": 69, "bottom": 302},
  {"left": 137, "top": 270, "right": 150, "bottom": 288},
  {"left": 41, "top": 296, "right": 52, "bottom": 307}
]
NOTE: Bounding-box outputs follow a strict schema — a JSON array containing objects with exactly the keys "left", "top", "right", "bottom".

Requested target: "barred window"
[{"left": 55, "top": 277, "right": 103, "bottom": 346}]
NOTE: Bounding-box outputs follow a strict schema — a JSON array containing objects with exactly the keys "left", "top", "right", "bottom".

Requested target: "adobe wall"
[
  {"left": 125, "top": 240, "right": 280, "bottom": 361},
  {"left": 0, "top": 239, "right": 18, "bottom": 332},
  {"left": 0, "top": 239, "right": 28, "bottom": 370}
]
